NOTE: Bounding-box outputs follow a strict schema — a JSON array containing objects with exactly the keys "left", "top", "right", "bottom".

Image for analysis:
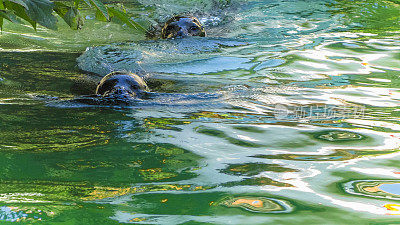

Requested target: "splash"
[{"left": 77, "top": 37, "right": 249, "bottom": 77}]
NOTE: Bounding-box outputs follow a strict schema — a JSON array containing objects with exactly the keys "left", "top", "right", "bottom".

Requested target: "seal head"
[
  {"left": 161, "top": 16, "right": 206, "bottom": 39},
  {"left": 96, "top": 72, "right": 149, "bottom": 99}
]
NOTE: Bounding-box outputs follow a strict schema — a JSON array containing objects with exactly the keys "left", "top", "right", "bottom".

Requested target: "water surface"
[{"left": 1, "top": 0, "right": 400, "bottom": 224}]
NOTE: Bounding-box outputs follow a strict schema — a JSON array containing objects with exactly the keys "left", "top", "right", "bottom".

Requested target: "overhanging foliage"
[{"left": 0, "top": 0, "right": 146, "bottom": 32}]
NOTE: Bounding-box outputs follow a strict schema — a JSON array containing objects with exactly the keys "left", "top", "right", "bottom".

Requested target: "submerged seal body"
[
  {"left": 96, "top": 71, "right": 149, "bottom": 99},
  {"left": 161, "top": 16, "right": 206, "bottom": 39}
]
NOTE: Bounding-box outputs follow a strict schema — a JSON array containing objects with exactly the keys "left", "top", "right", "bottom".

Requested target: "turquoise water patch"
[
  {"left": 215, "top": 196, "right": 293, "bottom": 213},
  {"left": 146, "top": 56, "right": 255, "bottom": 75},
  {"left": 0, "top": 206, "right": 51, "bottom": 222},
  {"left": 378, "top": 183, "right": 400, "bottom": 196},
  {"left": 254, "top": 59, "right": 286, "bottom": 71},
  {"left": 77, "top": 38, "right": 249, "bottom": 76},
  {"left": 343, "top": 180, "right": 400, "bottom": 200}
]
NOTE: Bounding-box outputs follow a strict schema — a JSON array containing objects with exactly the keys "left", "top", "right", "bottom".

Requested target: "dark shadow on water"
[
  {"left": 48, "top": 92, "right": 223, "bottom": 109},
  {"left": 0, "top": 141, "right": 203, "bottom": 185}
]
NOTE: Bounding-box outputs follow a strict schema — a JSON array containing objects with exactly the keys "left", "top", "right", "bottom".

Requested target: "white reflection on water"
[
  {"left": 345, "top": 119, "right": 400, "bottom": 131},
  {"left": 351, "top": 167, "right": 400, "bottom": 178}
]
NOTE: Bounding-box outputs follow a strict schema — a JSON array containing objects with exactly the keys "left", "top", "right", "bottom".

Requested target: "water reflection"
[
  {"left": 0, "top": 206, "right": 52, "bottom": 222},
  {"left": 253, "top": 149, "right": 399, "bottom": 161},
  {"left": 223, "top": 177, "right": 294, "bottom": 188},
  {"left": 0, "top": 0, "right": 400, "bottom": 223},
  {"left": 343, "top": 180, "right": 400, "bottom": 200},
  {"left": 195, "top": 126, "right": 267, "bottom": 148},
  {"left": 313, "top": 130, "right": 366, "bottom": 142},
  {"left": 215, "top": 196, "right": 293, "bottom": 213},
  {"left": 76, "top": 38, "right": 250, "bottom": 77},
  {"left": 333, "top": 0, "right": 400, "bottom": 33},
  {"left": 83, "top": 183, "right": 211, "bottom": 202},
  {"left": 220, "top": 163, "right": 298, "bottom": 176}
]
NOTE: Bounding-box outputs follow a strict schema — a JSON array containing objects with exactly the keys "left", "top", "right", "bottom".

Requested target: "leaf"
[
  {"left": 0, "top": 9, "right": 15, "bottom": 22},
  {"left": 95, "top": 8, "right": 107, "bottom": 22},
  {"left": 89, "top": 0, "right": 108, "bottom": 20},
  {"left": 74, "top": 0, "right": 91, "bottom": 8},
  {"left": 8, "top": 0, "right": 27, "bottom": 9},
  {"left": 8, "top": 2, "right": 36, "bottom": 29},
  {"left": 82, "top": 0, "right": 91, "bottom": 7},
  {"left": 73, "top": 0, "right": 80, "bottom": 7},
  {"left": 0, "top": 16, "right": 3, "bottom": 31},
  {"left": 53, "top": 2, "right": 69, "bottom": 17},
  {"left": 107, "top": 7, "right": 146, "bottom": 33},
  {"left": 64, "top": 7, "right": 82, "bottom": 29},
  {"left": 63, "top": 7, "right": 76, "bottom": 28},
  {"left": 54, "top": 2, "right": 84, "bottom": 29},
  {"left": 22, "top": 0, "right": 57, "bottom": 30}
]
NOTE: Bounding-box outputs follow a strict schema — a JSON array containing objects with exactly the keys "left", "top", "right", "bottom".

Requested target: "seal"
[
  {"left": 96, "top": 71, "right": 149, "bottom": 99},
  {"left": 161, "top": 16, "right": 206, "bottom": 39}
]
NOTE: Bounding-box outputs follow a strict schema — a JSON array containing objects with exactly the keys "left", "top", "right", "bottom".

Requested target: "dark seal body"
[{"left": 161, "top": 16, "right": 206, "bottom": 39}]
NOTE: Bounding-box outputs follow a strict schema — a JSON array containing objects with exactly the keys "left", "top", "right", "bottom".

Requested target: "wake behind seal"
[
  {"left": 75, "top": 16, "right": 207, "bottom": 105},
  {"left": 94, "top": 16, "right": 207, "bottom": 100}
]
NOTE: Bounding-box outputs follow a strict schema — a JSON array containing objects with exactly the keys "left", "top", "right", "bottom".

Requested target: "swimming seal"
[
  {"left": 96, "top": 71, "right": 149, "bottom": 99},
  {"left": 161, "top": 16, "right": 206, "bottom": 39}
]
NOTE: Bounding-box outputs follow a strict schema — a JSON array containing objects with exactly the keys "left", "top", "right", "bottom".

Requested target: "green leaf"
[
  {"left": 8, "top": 2, "right": 36, "bottom": 29},
  {"left": 82, "top": 0, "right": 91, "bottom": 7},
  {"left": 95, "top": 8, "right": 107, "bottom": 22},
  {"left": 64, "top": 7, "right": 82, "bottom": 29},
  {"left": 8, "top": 0, "right": 28, "bottom": 9},
  {"left": 63, "top": 7, "right": 76, "bottom": 28},
  {"left": 107, "top": 7, "right": 146, "bottom": 33},
  {"left": 90, "top": 0, "right": 108, "bottom": 20},
  {"left": 53, "top": 2, "right": 69, "bottom": 17},
  {"left": 73, "top": 0, "right": 80, "bottom": 7},
  {"left": 0, "top": 17, "right": 3, "bottom": 30},
  {"left": 74, "top": 0, "right": 91, "bottom": 8},
  {"left": 22, "top": 0, "right": 57, "bottom": 30},
  {"left": 54, "top": 2, "right": 83, "bottom": 29},
  {"left": 0, "top": 9, "right": 14, "bottom": 22}
]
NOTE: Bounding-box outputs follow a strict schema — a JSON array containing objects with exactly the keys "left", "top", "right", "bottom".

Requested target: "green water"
[{"left": 1, "top": 0, "right": 400, "bottom": 224}]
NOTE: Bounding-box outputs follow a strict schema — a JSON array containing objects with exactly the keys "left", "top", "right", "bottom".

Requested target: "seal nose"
[
  {"left": 108, "top": 86, "right": 136, "bottom": 99},
  {"left": 176, "top": 29, "right": 189, "bottom": 37}
]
